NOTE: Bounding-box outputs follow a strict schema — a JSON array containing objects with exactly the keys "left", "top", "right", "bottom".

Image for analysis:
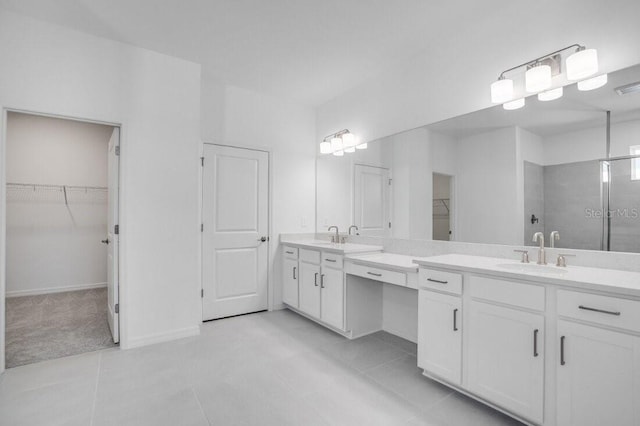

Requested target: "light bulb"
[
  {"left": 538, "top": 87, "right": 563, "bottom": 101},
  {"left": 341, "top": 132, "right": 356, "bottom": 147},
  {"left": 503, "top": 98, "right": 525, "bottom": 110},
  {"left": 356, "top": 142, "right": 367, "bottom": 150},
  {"left": 566, "top": 48, "right": 598, "bottom": 80},
  {"left": 330, "top": 137, "right": 342, "bottom": 152},
  {"left": 525, "top": 64, "right": 552, "bottom": 92},
  {"left": 577, "top": 74, "right": 608, "bottom": 91},
  {"left": 490, "top": 78, "right": 514, "bottom": 103},
  {"left": 344, "top": 146, "right": 356, "bottom": 153},
  {"left": 320, "top": 141, "right": 331, "bottom": 154},
  {"left": 333, "top": 150, "right": 344, "bottom": 156}
]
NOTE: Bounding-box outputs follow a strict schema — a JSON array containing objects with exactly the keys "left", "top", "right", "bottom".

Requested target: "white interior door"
[
  {"left": 354, "top": 164, "right": 390, "bottom": 236},
  {"left": 202, "top": 145, "right": 269, "bottom": 320},
  {"left": 106, "top": 127, "right": 119, "bottom": 343}
]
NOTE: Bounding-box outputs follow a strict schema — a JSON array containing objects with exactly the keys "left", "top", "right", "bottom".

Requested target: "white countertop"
[
  {"left": 414, "top": 254, "right": 640, "bottom": 297},
  {"left": 281, "top": 239, "right": 383, "bottom": 254},
  {"left": 346, "top": 252, "right": 432, "bottom": 273}
]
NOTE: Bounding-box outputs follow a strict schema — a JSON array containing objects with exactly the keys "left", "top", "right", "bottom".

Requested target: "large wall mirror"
[{"left": 316, "top": 63, "right": 640, "bottom": 253}]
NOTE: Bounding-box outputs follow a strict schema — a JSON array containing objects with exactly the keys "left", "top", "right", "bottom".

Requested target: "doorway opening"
[
  {"left": 433, "top": 173, "right": 453, "bottom": 241},
  {"left": 4, "top": 111, "right": 120, "bottom": 368}
]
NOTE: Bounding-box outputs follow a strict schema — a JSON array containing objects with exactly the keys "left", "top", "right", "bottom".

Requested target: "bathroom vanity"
[{"left": 415, "top": 254, "right": 640, "bottom": 426}]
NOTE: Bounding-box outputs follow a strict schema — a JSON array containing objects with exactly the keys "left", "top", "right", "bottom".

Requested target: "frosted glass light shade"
[
  {"left": 503, "top": 98, "right": 525, "bottom": 110},
  {"left": 344, "top": 146, "right": 356, "bottom": 153},
  {"left": 330, "top": 137, "right": 343, "bottom": 152},
  {"left": 341, "top": 132, "right": 356, "bottom": 147},
  {"left": 566, "top": 48, "right": 598, "bottom": 80},
  {"left": 333, "top": 150, "right": 344, "bottom": 156},
  {"left": 538, "top": 87, "right": 563, "bottom": 101},
  {"left": 356, "top": 142, "right": 367, "bottom": 150},
  {"left": 577, "top": 74, "right": 608, "bottom": 91},
  {"left": 491, "top": 78, "right": 514, "bottom": 103},
  {"left": 525, "top": 65, "right": 552, "bottom": 92},
  {"left": 320, "top": 141, "right": 332, "bottom": 154}
]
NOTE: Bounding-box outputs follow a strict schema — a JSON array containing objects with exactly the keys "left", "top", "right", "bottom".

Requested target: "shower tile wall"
[
  {"left": 524, "top": 161, "right": 545, "bottom": 245},
  {"left": 543, "top": 160, "right": 602, "bottom": 250}
]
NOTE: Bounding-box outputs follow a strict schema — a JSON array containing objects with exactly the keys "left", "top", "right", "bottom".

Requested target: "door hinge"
[
  {"left": 114, "top": 225, "right": 119, "bottom": 235},
  {"left": 388, "top": 178, "right": 392, "bottom": 185},
  {"left": 389, "top": 221, "right": 392, "bottom": 228},
  {"left": 201, "top": 223, "right": 204, "bottom": 232},
  {"left": 115, "top": 146, "right": 120, "bottom": 156},
  {"left": 115, "top": 303, "right": 119, "bottom": 314},
  {"left": 201, "top": 289, "right": 204, "bottom": 298},
  {"left": 201, "top": 157, "right": 204, "bottom": 167}
]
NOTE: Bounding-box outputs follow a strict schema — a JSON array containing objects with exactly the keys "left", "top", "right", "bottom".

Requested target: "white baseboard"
[
  {"left": 123, "top": 325, "right": 200, "bottom": 350},
  {"left": 6, "top": 282, "right": 107, "bottom": 298}
]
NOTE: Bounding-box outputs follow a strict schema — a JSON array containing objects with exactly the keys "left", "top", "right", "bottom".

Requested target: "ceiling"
[
  {"left": 428, "top": 64, "right": 640, "bottom": 138},
  {"left": 0, "top": 0, "right": 508, "bottom": 106}
]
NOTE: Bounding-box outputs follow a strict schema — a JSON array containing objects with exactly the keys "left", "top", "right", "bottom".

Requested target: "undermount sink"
[{"left": 496, "top": 263, "right": 569, "bottom": 275}]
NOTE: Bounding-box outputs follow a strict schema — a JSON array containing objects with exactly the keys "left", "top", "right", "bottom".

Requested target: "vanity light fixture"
[
  {"left": 491, "top": 44, "right": 600, "bottom": 109},
  {"left": 577, "top": 74, "right": 608, "bottom": 91},
  {"left": 525, "top": 63, "right": 552, "bottom": 92},
  {"left": 538, "top": 87, "right": 563, "bottom": 101},
  {"left": 320, "top": 129, "right": 367, "bottom": 155},
  {"left": 503, "top": 98, "right": 525, "bottom": 110},
  {"left": 566, "top": 47, "right": 598, "bottom": 80}
]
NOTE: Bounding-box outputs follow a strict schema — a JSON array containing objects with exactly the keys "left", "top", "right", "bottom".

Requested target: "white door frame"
[
  {"left": 200, "top": 142, "right": 273, "bottom": 322},
  {"left": 0, "top": 107, "right": 124, "bottom": 372}
]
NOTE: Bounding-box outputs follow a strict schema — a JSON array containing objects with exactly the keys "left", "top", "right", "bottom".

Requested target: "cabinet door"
[
  {"left": 557, "top": 320, "right": 640, "bottom": 426},
  {"left": 320, "top": 266, "right": 344, "bottom": 330},
  {"left": 298, "top": 261, "right": 321, "bottom": 318},
  {"left": 282, "top": 257, "right": 298, "bottom": 308},
  {"left": 467, "top": 301, "right": 544, "bottom": 424},
  {"left": 418, "top": 290, "right": 462, "bottom": 384}
]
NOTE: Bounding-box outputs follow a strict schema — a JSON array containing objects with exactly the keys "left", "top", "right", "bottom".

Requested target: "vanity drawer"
[
  {"left": 282, "top": 245, "right": 298, "bottom": 259},
  {"left": 557, "top": 290, "right": 640, "bottom": 333},
  {"left": 469, "top": 276, "right": 545, "bottom": 311},
  {"left": 347, "top": 263, "right": 407, "bottom": 286},
  {"left": 419, "top": 268, "right": 463, "bottom": 295},
  {"left": 299, "top": 248, "right": 321, "bottom": 264},
  {"left": 322, "top": 252, "right": 343, "bottom": 268}
]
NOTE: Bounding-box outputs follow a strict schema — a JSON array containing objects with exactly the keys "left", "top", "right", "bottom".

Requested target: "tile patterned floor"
[
  {"left": 0, "top": 309, "right": 525, "bottom": 425},
  {"left": 5, "top": 288, "right": 116, "bottom": 368}
]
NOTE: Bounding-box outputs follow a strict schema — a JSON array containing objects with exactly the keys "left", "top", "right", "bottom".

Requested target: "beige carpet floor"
[{"left": 5, "top": 287, "right": 117, "bottom": 368}]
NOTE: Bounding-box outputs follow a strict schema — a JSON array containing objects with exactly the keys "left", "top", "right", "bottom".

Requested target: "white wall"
[
  {"left": 200, "top": 80, "right": 316, "bottom": 308},
  {"left": 455, "top": 127, "right": 520, "bottom": 244},
  {"left": 315, "top": 1, "right": 640, "bottom": 147},
  {"left": 0, "top": 11, "right": 202, "bottom": 356},
  {"left": 543, "top": 119, "right": 640, "bottom": 165},
  {"left": 6, "top": 113, "right": 112, "bottom": 296}
]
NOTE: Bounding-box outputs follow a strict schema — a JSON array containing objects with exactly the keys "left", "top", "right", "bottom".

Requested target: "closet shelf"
[{"left": 6, "top": 182, "right": 108, "bottom": 204}]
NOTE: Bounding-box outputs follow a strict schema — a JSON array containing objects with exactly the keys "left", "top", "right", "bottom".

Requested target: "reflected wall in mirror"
[{"left": 316, "top": 63, "right": 640, "bottom": 252}]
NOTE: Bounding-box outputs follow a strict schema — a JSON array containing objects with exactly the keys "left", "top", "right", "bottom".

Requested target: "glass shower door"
[{"left": 604, "top": 157, "right": 640, "bottom": 253}]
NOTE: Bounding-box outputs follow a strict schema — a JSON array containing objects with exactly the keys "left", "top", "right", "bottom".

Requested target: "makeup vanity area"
[{"left": 280, "top": 62, "right": 640, "bottom": 426}]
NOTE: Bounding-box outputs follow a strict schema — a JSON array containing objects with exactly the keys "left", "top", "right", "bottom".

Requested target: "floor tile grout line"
[
  {"left": 191, "top": 386, "right": 212, "bottom": 426},
  {"left": 89, "top": 352, "right": 102, "bottom": 426}
]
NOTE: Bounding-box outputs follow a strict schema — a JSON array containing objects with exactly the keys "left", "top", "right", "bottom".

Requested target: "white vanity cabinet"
[
  {"left": 556, "top": 290, "right": 640, "bottom": 426},
  {"left": 467, "top": 301, "right": 545, "bottom": 424},
  {"left": 418, "top": 290, "right": 462, "bottom": 384},
  {"left": 282, "top": 246, "right": 299, "bottom": 307},
  {"left": 288, "top": 247, "right": 346, "bottom": 331},
  {"left": 466, "top": 276, "right": 545, "bottom": 424}
]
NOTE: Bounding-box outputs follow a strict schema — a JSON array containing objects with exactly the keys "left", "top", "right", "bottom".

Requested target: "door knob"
[
  {"left": 101, "top": 239, "right": 110, "bottom": 245},
  {"left": 258, "top": 236, "right": 267, "bottom": 242}
]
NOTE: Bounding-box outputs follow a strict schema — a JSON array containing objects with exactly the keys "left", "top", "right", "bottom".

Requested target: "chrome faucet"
[
  {"left": 550, "top": 231, "right": 560, "bottom": 248},
  {"left": 533, "top": 232, "right": 546, "bottom": 265},
  {"left": 328, "top": 226, "right": 339, "bottom": 243},
  {"left": 348, "top": 225, "right": 359, "bottom": 235}
]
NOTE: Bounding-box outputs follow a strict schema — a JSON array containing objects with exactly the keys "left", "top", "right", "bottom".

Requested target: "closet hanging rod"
[{"left": 7, "top": 182, "right": 107, "bottom": 191}]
